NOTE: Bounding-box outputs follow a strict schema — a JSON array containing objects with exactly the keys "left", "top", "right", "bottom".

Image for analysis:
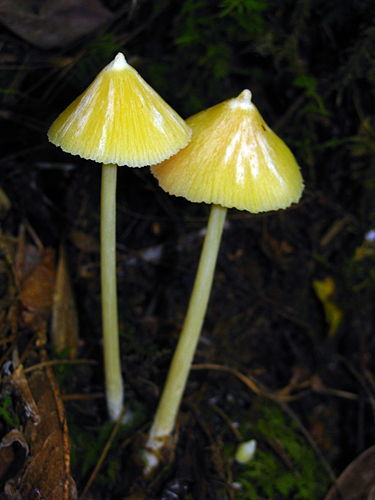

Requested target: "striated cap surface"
[
  {"left": 151, "top": 90, "right": 304, "bottom": 212},
  {"left": 48, "top": 53, "right": 191, "bottom": 167}
]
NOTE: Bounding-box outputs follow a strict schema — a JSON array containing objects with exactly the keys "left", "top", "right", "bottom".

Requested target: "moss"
[{"left": 235, "top": 401, "right": 330, "bottom": 499}]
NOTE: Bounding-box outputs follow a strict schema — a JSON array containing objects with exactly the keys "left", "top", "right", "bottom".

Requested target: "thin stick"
[
  {"left": 101, "top": 163, "right": 123, "bottom": 420},
  {"left": 143, "top": 204, "right": 227, "bottom": 473},
  {"left": 23, "top": 359, "right": 97, "bottom": 373},
  {"left": 78, "top": 407, "right": 127, "bottom": 500}
]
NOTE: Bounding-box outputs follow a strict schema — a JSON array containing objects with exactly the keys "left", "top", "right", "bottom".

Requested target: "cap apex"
[
  {"left": 110, "top": 52, "right": 129, "bottom": 71},
  {"left": 239, "top": 89, "right": 252, "bottom": 102},
  {"left": 229, "top": 89, "right": 254, "bottom": 110}
]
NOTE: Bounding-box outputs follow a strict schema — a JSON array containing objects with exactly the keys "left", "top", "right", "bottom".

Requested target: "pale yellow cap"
[
  {"left": 48, "top": 53, "right": 192, "bottom": 167},
  {"left": 151, "top": 90, "right": 304, "bottom": 212}
]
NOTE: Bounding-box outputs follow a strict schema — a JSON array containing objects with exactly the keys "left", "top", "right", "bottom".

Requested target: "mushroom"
[
  {"left": 143, "top": 89, "right": 304, "bottom": 471},
  {"left": 48, "top": 53, "right": 191, "bottom": 420}
]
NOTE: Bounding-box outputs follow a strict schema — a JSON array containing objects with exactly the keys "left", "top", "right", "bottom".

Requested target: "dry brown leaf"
[
  {"left": 0, "top": 233, "right": 18, "bottom": 337},
  {"left": 324, "top": 445, "right": 375, "bottom": 500},
  {"left": 0, "top": 0, "right": 113, "bottom": 49},
  {"left": 0, "top": 187, "right": 11, "bottom": 217},
  {"left": 0, "top": 227, "right": 76, "bottom": 498},
  {"left": 1, "top": 351, "right": 77, "bottom": 499},
  {"left": 19, "top": 248, "right": 55, "bottom": 329},
  {"left": 21, "top": 367, "right": 77, "bottom": 499},
  {"left": 52, "top": 244, "right": 80, "bottom": 358},
  {"left": 9, "top": 363, "right": 40, "bottom": 425},
  {"left": 1, "top": 231, "right": 77, "bottom": 498},
  {"left": 0, "top": 429, "right": 29, "bottom": 484},
  {"left": 5, "top": 363, "right": 77, "bottom": 499}
]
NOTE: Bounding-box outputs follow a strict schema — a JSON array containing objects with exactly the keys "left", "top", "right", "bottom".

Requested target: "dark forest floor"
[{"left": 0, "top": 1, "right": 374, "bottom": 499}]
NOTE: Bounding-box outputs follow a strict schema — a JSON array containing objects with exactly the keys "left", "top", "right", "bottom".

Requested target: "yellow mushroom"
[
  {"left": 48, "top": 52, "right": 191, "bottom": 420},
  {"left": 48, "top": 53, "right": 191, "bottom": 166},
  {"left": 143, "top": 89, "right": 303, "bottom": 473}
]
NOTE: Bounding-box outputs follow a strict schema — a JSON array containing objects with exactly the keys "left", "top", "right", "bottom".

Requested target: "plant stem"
[
  {"left": 143, "top": 204, "right": 227, "bottom": 473},
  {"left": 101, "top": 163, "right": 123, "bottom": 420}
]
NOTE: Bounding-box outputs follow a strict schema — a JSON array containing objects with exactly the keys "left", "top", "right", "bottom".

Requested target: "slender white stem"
[
  {"left": 143, "top": 204, "right": 227, "bottom": 473},
  {"left": 101, "top": 163, "right": 123, "bottom": 420}
]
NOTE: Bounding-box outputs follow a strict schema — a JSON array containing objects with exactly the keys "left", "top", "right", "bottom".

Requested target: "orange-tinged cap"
[
  {"left": 151, "top": 90, "right": 304, "bottom": 212},
  {"left": 48, "top": 53, "right": 191, "bottom": 167}
]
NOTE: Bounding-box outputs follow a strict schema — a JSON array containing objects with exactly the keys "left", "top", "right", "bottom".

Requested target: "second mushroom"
[{"left": 143, "top": 89, "right": 304, "bottom": 472}]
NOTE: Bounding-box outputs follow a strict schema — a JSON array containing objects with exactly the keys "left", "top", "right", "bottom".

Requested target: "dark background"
[{"left": 0, "top": 1, "right": 374, "bottom": 498}]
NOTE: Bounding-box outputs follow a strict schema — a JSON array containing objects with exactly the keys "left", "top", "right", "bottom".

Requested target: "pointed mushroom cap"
[
  {"left": 48, "top": 53, "right": 191, "bottom": 167},
  {"left": 151, "top": 89, "right": 304, "bottom": 212}
]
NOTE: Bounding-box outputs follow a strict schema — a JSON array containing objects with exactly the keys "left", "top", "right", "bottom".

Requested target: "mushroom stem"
[
  {"left": 143, "top": 203, "right": 227, "bottom": 473},
  {"left": 101, "top": 163, "right": 123, "bottom": 420}
]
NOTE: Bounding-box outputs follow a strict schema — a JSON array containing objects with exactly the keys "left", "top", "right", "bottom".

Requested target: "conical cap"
[
  {"left": 151, "top": 90, "right": 304, "bottom": 212},
  {"left": 48, "top": 53, "right": 191, "bottom": 167}
]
